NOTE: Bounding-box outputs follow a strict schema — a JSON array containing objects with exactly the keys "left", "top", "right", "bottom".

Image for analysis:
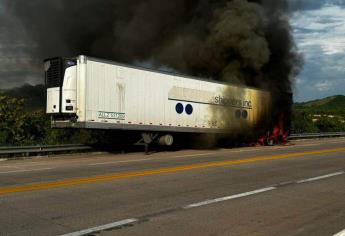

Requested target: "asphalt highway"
[{"left": 0, "top": 138, "right": 344, "bottom": 236}]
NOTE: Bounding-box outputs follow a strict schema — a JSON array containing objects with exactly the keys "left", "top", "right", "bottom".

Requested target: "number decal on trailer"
[{"left": 98, "top": 111, "right": 125, "bottom": 120}]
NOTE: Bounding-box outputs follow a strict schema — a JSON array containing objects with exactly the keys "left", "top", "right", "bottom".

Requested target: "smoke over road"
[{"left": 1, "top": 0, "right": 302, "bottom": 132}]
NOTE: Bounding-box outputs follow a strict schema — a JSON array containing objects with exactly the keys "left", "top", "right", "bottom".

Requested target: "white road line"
[
  {"left": 60, "top": 218, "right": 138, "bottom": 236},
  {"left": 0, "top": 165, "right": 22, "bottom": 169},
  {"left": 83, "top": 144, "right": 345, "bottom": 167},
  {"left": 334, "top": 229, "right": 345, "bottom": 236},
  {"left": 0, "top": 168, "right": 53, "bottom": 174},
  {"left": 89, "top": 152, "right": 215, "bottom": 165},
  {"left": 230, "top": 148, "right": 261, "bottom": 153},
  {"left": 296, "top": 172, "right": 345, "bottom": 184},
  {"left": 183, "top": 187, "right": 276, "bottom": 209},
  {"left": 16, "top": 163, "right": 52, "bottom": 167},
  {"left": 88, "top": 159, "right": 149, "bottom": 166},
  {"left": 0, "top": 163, "right": 55, "bottom": 169},
  {"left": 173, "top": 153, "right": 215, "bottom": 158}
]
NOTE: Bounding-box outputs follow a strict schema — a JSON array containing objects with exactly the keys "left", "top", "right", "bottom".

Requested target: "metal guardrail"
[
  {"left": 289, "top": 132, "right": 345, "bottom": 140},
  {"left": 0, "top": 132, "right": 344, "bottom": 157},
  {"left": 0, "top": 144, "right": 92, "bottom": 156}
]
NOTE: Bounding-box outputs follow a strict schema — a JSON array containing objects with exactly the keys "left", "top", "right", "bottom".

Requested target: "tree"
[
  {"left": 0, "top": 95, "right": 96, "bottom": 146},
  {"left": 291, "top": 110, "right": 318, "bottom": 133},
  {"left": 315, "top": 116, "right": 345, "bottom": 132},
  {"left": 21, "top": 110, "right": 52, "bottom": 145},
  {"left": 0, "top": 96, "right": 26, "bottom": 145}
]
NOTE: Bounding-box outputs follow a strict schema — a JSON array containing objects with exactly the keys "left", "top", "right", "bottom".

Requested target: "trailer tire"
[{"left": 159, "top": 135, "right": 174, "bottom": 146}]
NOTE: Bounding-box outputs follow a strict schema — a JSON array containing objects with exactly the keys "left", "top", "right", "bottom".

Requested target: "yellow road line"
[{"left": 0, "top": 147, "right": 344, "bottom": 196}]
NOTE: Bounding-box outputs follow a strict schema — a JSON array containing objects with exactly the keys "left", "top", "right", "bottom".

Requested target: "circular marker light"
[
  {"left": 176, "top": 103, "right": 184, "bottom": 114},
  {"left": 242, "top": 110, "right": 248, "bottom": 119},
  {"left": 186, "top": 104, "right": 193, "bottom": 115},
  {"left": 235, "top": 110, "right": 241, "bottom": 119}
]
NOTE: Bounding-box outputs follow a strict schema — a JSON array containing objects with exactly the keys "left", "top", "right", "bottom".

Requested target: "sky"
[
  {"left": 0, "top": 2, "right": 40, "bottom": 90},
  {"left": 0, "top": 0, "right": 344, "bottom": 102},
  {"left": 291, "top": 0, "right": 345, "bottom": 102}
]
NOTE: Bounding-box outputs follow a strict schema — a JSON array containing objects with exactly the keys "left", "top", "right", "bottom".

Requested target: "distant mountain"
[
  {"left": 295, "top": 95, "right": 345, "bottom": 116},
  {"left": 0, "top": 84, "right": 45, "bottom": 111}
]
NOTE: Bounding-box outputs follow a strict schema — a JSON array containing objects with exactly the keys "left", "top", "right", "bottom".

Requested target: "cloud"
[
  {"left": 291, "top": 4, "right": 345, "bottom": 101},
  {"left": 314, "top": 80, "right": 334, "bottom": 92},
  {"left": 289, "top": 0, "right": 326, "bottom": 11},
  {"left": 0, "top": 3, "right": 40, "bottom": 88},
  {"left": 289, "top": 0, "right": 345, "bottom": 11},
  {"left": 292, "top": 5, "right": 345, "bottom": 56}
]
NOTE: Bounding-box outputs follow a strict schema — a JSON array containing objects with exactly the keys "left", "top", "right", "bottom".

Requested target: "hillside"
[{"left": 294, "top": 95, "right": 345, "bottom": 116}]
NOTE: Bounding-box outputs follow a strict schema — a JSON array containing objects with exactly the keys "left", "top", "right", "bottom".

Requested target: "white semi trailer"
[{"left": 45, "top": 56, "right": 271, "bottom": 148}]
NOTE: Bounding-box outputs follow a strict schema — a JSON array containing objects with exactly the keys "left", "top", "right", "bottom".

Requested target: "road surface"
[{"left": 0, "top": 138, "right": 344, "bottom": 236}]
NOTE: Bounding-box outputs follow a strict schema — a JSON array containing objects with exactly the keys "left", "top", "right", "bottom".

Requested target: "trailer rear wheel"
[{"left": 158, "top": 135, "right": 174, "bottom": 146}]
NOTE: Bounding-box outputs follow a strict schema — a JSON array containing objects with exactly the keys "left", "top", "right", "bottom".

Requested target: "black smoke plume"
[{"left": 2, "top": 0, "right": 302, "bottom": 133}]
